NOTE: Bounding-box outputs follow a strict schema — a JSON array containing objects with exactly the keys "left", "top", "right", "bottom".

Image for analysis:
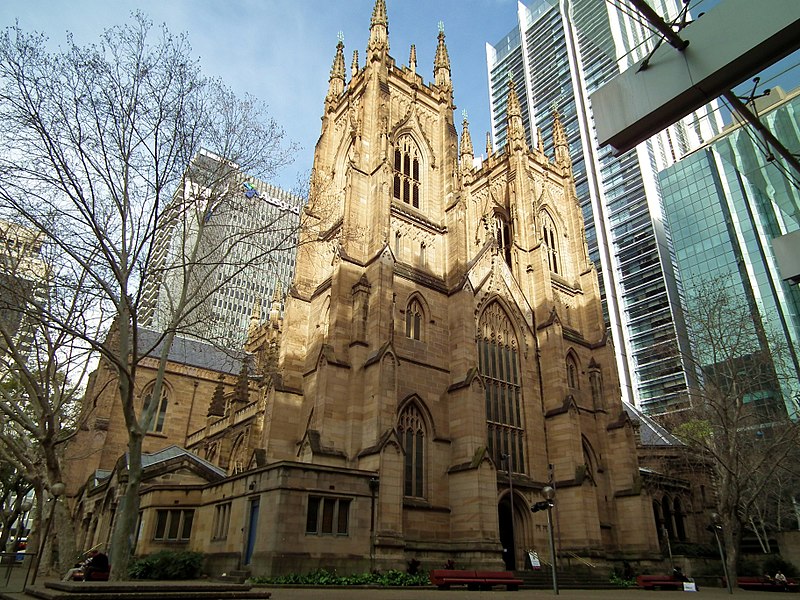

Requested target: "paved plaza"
[{"left": 0, "top": 571, "right": 773, "bottom": 600}]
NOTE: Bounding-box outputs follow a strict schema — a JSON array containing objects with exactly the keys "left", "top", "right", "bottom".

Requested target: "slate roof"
[
  {"left": 137, "top": 328, "right": 245, "bottom": 376},
  {"left": 622, "top": 401, "right": 683, "bottom": 446},
  {"left": 139, "top": 444, "right": 226, "bottom": 477}
]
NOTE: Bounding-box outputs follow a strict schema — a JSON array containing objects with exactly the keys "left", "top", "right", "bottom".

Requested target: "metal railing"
[{"left": 0, "top": 551, "right": 35, "bottom": 592}]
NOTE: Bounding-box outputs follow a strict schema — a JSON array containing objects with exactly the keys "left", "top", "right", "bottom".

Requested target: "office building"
[
  {"left": 0, "top": 220, "right": 48, "bottom": 363},
  {"left": 659, "top": 87, "right": 800, "bottom": 416},
  {"left": 486, "top": 0, "right": 721, "bottom": 413},
  {"left": 140, "top": 150, "right": 303, "bottom": 348}
]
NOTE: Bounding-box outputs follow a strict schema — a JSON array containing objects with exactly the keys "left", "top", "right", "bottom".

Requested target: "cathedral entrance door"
[
  {"left": 244, "top": 497, "right": 260, "bottom": 565},
  {"left": 498, "top": 497, "right": 516, "bottom": 570}
]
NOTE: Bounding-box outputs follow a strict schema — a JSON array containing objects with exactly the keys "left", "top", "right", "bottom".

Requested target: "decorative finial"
[
  {"left": 434, "top": 21, "right": 451, "bottom": 91},
  {"left": 337, "top": 31, "right": 345, "bottom": 44},
  {"left": 462, "top": 109, "right": 468, "bottom": 121}
]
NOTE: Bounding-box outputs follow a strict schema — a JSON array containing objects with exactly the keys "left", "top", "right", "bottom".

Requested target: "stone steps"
[{"left": 516, "top": 567, "right": 621, "bottom": 589}]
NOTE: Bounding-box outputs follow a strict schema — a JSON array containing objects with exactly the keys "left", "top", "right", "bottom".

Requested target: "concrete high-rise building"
[
  {"left": 0, "top": 220, "right": 47, "bottom": 363},
  {"left": 140, "top": 149, "right": 303, "bottom": 348},
  {"left": 659, "top": 87, "right": 800, "bottom": 416},
  {"left": 486, "top": 0, "right": 722, "bottom": 414}
]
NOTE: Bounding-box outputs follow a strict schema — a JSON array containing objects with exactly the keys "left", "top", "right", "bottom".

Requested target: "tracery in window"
[
  {"left": 478, "top": 303, "right": 524, "bottom": 472},
  {"left": 398, "top": 402, "right": 426, "bottom": 498},
  {"left": 142, "top": 384, "right": 169, "bottom": 433},
  {"left": 393, "top": 135, "right": 421, "bottom": 208},
  {"left": 542, "top": 212, "right": 560, "bottom": 274},
  {"left": 405, "top": 298, "right": 423, "bottom": 341}
]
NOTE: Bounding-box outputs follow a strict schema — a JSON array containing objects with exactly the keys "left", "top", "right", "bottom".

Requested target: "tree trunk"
[{"left": 108, "top": 430, "right": 144, "bottom": 580}]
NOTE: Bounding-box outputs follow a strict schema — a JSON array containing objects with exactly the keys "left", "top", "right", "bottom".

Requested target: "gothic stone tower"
[{"left": 256, "top": 0, "right": 659, "bottom": 571}]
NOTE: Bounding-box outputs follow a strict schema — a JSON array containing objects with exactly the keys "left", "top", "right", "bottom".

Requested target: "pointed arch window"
[
  {"left": 566, "top": 354, "right": 579, "bottom": 389},
  {"left": 478, "top": 303, "right": 525, "bottom": 472},
  {"left": 142, "top": 384, "right": 169, "bottom": 433},
  {"left": 542, "top": 213, "right": 560, "bottom": 274},
  {"left": 494, "top": 213, "right": 512, "bottom": 267},
  {"left": 393, "top": 135, "right": 421, "bottom": 209},
  {"left": 398, "top": 403, "right": 426, "bottom": 498},
  {"left": 405, "top": 298, "right": 423, "bottom": 341}
]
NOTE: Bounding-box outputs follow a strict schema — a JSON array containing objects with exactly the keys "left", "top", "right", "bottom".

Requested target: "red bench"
[
  {"left": 429, "top": 569, "right": 523, "bottom": 591},
  {"left": 737, "top": 576, "right": 798, "bottom": 592},
  {"left": 636, "top": 574, "right": 685, "bottom": 590}
]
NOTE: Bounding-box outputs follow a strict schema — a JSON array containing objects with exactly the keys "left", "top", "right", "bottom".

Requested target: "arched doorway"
[{"left": 498, "top": 496, "right": 516, "bottom": 570}]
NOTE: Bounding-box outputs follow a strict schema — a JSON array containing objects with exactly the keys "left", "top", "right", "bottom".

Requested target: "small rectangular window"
[
  {"left": 212, "top": 502, "right": 231, "bottom": 540},
  {"left": 153, "top": 509, "right": 194, "bottom": 541},
  {"left": 322, "top": 498, "right": 335, "bottom": 533},
  {"left": 306, "top": 496, "right": 320, "bottom": 533},
  {"left": 306, "top": 495, "right": 351, "bottom": 536}
]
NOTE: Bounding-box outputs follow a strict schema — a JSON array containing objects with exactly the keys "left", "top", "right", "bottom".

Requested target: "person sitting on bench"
[{"left": 63, "top": 550, "right": 109, "bottom": 581}]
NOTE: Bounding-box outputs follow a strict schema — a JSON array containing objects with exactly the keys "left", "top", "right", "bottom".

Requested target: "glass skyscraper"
[
  {"left": 659, "top": 88, "right": 800, "bottom": 415},
  {"left": 486, "top": 0, "right": 720, "bottom": 413}
]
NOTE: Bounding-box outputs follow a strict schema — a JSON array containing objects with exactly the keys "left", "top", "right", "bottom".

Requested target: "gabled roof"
[
  {"left": 623, "top": 401, "right": 683, "bottom": 446},
  {"left": 138, "top": 444, "right": 226, "bottom": 477},
  {"left": 137, "top": 328, "right": 245, "bottom": 375}
]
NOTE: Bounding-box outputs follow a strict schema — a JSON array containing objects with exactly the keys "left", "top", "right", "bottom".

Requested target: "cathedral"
[{"left": 66, "top": 0, "right": 664, "bottom": 576}]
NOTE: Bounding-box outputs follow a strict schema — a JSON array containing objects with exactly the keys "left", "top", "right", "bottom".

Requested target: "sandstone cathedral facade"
[{"left": 66, "top": 0, "right": 662, "bottom": 575}]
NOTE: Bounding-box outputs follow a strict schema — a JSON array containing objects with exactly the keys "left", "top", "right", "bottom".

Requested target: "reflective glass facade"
[
  {"left": 660, "top": 90, "right": 800, "bottom": 415},
  {"left": 486, "top": 0, "right": 720, "bottom": 413}
]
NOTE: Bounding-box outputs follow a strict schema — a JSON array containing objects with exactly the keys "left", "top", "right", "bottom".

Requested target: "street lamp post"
[
  {"left": 28, "top": 483, "right": 65, "bottom": 586},
  {"left": 501, "top": 453, "right": 515, "bottom": 570},
  {"left": 710, "top": 513, "right": 733, "bottom": 595},
  {"left": 12, "top": 500, "right": 33, "bottom": 556},
  {"left": 532, "top": 486, "right": 558, "bottom": 595}
]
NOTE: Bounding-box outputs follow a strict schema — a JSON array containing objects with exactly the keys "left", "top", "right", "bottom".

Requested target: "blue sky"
[{"left": 1, "top": 1, "right": 519, "bottom": 192}]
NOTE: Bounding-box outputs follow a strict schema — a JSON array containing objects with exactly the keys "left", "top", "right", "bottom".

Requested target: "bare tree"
[
  {"left": 0, "top": 13, "right": 297, "bottom": 578},
  {"left": 666, "top": 277, "right": 800, "bottom": 580},
  {"left": 0, "top": 221, "right": 91, "bottom": 575}
]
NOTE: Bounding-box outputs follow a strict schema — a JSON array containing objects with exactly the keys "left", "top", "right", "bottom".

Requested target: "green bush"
[
  {"left": 128, "top": 550, "right": 204, "bottom": 580},
  {"left": 249, "top": 568, "right": 428, "bottom": 586},
  {"left": 609, "top": 572, "right": 636, "bottom": 588},
  {"left": 763, "top": 555, "right": 799, "bottom": 578}
]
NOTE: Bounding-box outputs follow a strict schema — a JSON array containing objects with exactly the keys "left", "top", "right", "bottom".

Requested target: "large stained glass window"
[{"left": 478, "top": 303, "right": 524, "bottom": 472}]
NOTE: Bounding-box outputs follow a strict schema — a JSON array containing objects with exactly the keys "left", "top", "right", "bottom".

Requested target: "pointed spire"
[
  {"left": 234, "top": 360, "right": 250, "bottom": 404},
  {"left": 409, "top": 44, "right": 417, "bottom": 75},
  {"left": 247, "top": 296, "right": 262, "bottom": 340},
  {"left": 368, "top": 0, "right": 389, "bottom": 59},
  {"left": 506, "top": 78, "right": 528, "bottom": 153},
  {"left": 207, "top": 375, "right": 226, "bottom": 417},
  {"left": 537, "top": 126, "right": 545, "bottom": 154},
  {"left": 460, "top": 111, "right": 474, "bottom": 167},
  {"left": 351, "top": 50, "right": 359, "bottom": 78},
  {"left": 486, "top": 132, "right": 493, "bottom": 158},
  {"left": 552, "top": 108, "right": 571, "bottom": 167},
  {"left": 269, "top": 281, "right": 282, "bottom": 326},
  {"left": 326, "top": 35, "right": 346, "bottom": 104},
  {"left": 434, "top": 22, "right": 451, "bottom": 91}
]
